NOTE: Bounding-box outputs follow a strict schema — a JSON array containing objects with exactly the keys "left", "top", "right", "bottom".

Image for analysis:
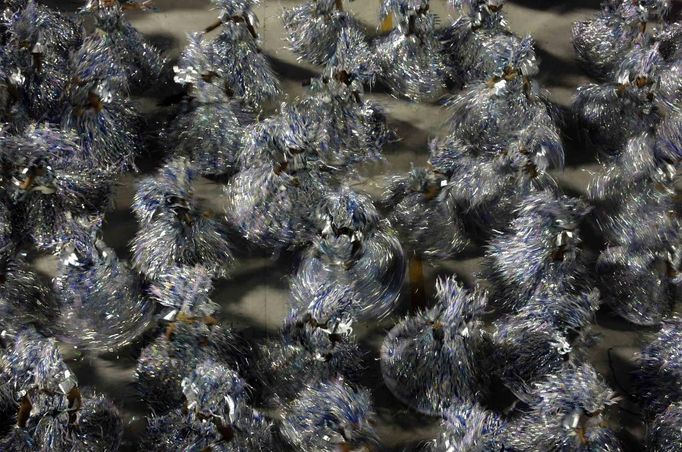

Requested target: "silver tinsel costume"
[
  {"left": 444, "top": 36, "right": 547, "bottom": 149},
  {"left": 208, "top": 0, "right": 279, "bottom": 108},
  {"left": 440, "top": 37, "right": 562, "bottom": 234},
  {"left": 384, "top": 166, "right": 468, "bottom": 260},
  {"left": 4, "top": 0, "right": 81, "bottom": 120},
  {"left": 0, "top": 328, "right": 123, "bottom": 451},
  {"left": 589, "top": 136, "right": 681, "bottom": 325},
  {"left": 484, "top": 190, "right": 589, "bottom": 309},
  {"left": 60, "top": 34, "right": 139, "bottom": 172},
  {"left": 136, "top": 267, "right": 244, "bottom": 412},
  {"left": 131, "top": 157, "right": 233, "bottom": 279},
  {"left": 440, "top": 0, "right": 515, "bottom": 86},
  {"left": 0, "top": 253, "right": 55, "bottom": 337},
  {"left": 492, "top": 289, "right": 600, "bottom": 401},
  {"left": 225, "top": 104, "right": 334, "bottom": 251},
  {"left": 253, "top": 285, "right": 362, "bottom": 404},
  {"left": 637, "top": 317, "right": 682, "bottom": 415},
  {"left": 573, "top": 40, "right": 665, "bottom": 156},
  {"left": 143, "top": 359, "right": 274, "bottom": 451},
  {"left": 375, "top": 0, "right": 447, "bottom": 101},
  {"left": 168, "top": 32, "right": 249, "bottom": 176},
  {"left": 572, "top": 0, "right": 670, "bottom": 80},
  {"left": 290, "top": 188, "right": 405, "bottom": 321},
  {"left": 381, "top": 277, "right": 491, "bottom": 415},
  {"left": 427, "top": 402, "right": 507, "bottom": 452},
  {"left": 282, "top": 0, "right": 364, "bottom": 66},
  {"left": 647, "top": 401, "right": 682, "bottom": 452},
  {"left": 0, "top": 50, "right": 30, "bottom": 132},
  {"left": 503, "top": 364, "right": 622, "bottom": 451},
  {"left": 279, "top": 379, "right": 378, "bottom": 452},
  {"left": 297, "top": 26, "right": 393, "bottom": 166},
  {"left": 0, "top": 124, "right": 112, "bottom": 250},
  {"left": 82, "top": 0, "right": 165, "bottom": 89},
  {"left": 53, "top": 221, "right": 153, "bottom": 352}
]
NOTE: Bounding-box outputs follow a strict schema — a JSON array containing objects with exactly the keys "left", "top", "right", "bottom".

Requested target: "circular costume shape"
[
  {"left": 280, "top": 379, "right": 378, "bottom": 452},
  {"left": 381, "top": 278, "right": 491, "bottom": 415}
]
